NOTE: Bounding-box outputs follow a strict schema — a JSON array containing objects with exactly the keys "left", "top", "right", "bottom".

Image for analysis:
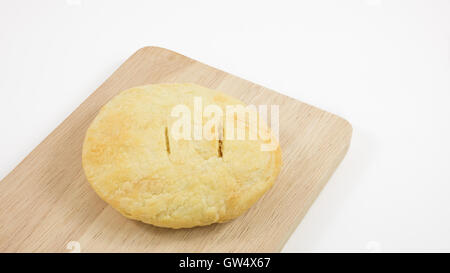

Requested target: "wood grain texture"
[{"left": 0, "top": 47, "right": 352, "bottom": 252}]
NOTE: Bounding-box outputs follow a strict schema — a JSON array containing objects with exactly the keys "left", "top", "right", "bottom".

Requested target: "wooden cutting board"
[{"left": 0, "top": 47, "right": 352, "bottom": 252}]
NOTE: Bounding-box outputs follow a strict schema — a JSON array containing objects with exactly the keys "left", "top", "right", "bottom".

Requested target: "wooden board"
[{"left": 0, "top": 47, "right": 352, "bottom": 252}]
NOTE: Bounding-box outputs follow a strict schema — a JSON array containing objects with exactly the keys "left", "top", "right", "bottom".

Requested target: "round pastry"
[{"left": 82, "top": 83, "right": 282, "bottom": 228}]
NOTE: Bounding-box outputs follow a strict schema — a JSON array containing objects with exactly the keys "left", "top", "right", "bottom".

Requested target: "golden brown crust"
[{"left": 82, "top": 83, "right": 282, "bottom": 228}]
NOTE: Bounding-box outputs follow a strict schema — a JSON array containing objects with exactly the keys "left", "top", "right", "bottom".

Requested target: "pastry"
[{"left": 82, "top": 83, "right": 281, "bottom": 228}]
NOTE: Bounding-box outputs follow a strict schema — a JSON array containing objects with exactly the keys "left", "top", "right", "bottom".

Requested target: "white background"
[{"left": 0, "top": 0, "right": 449, "bottom": 252}]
